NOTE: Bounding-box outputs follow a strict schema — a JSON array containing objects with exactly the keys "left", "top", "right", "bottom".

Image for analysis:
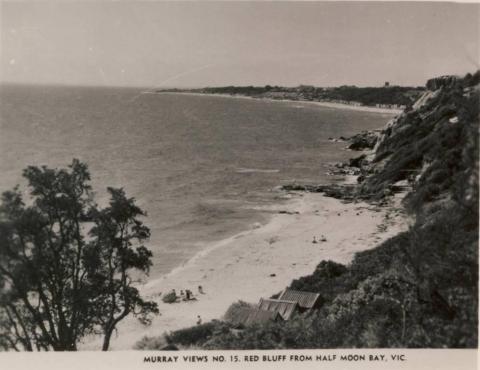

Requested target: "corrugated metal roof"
[
  {"left": 245, "top": 309, "right": 282, "bottom": 325},
  {"left": 225, "top": 307, "right": 282, "bottom": 326},
  {"left": 278, "top": 289, "right": 321, "bottom": 309},
  {"left": 224, "top": 307, "right": 252, "bottom": 326},
  {"left": 258, "top": 298, "right": 298, "bottom": 320}
]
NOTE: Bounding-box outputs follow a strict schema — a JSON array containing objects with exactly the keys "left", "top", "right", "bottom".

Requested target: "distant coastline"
[
  {"left": 154, "top": 83, "right": 425, "bottom": 115},
  {"left": 156, "top": 91, "right": 404, "bottom": 114}
]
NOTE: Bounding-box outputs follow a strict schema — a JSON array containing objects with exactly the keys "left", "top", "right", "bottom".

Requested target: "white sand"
[
  {"left": 157, "top": 92, "right": 403, "bottom": 115},
  {"left": 80, "top": 191, "right": 409, "bottom": 350}
]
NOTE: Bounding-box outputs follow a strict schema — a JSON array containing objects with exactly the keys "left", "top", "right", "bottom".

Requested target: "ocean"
[{"left": 0, "top": 84, "right": 395, "bottom": 278}]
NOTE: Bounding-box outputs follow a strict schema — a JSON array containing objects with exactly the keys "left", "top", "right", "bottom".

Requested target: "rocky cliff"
[
  {"left": 356, "top": 71, "right": 479, "bottom": 211},
  {"left": 425, "top": 75, "right": 460, "bottom": 90}
]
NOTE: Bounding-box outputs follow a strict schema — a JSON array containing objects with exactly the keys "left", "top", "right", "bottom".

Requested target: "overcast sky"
[{"left": 1, "top": 1, "right": 479, "bottom": 87}]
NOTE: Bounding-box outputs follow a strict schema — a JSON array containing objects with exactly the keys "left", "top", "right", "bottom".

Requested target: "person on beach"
[
  {"left": 196, "top": 316, "right": 202, "bottom": 325},
  {"left": 312, "top": 236, "right": 318, "bottom": 244},
  {"left": 198, "top": 285, "right": 204, "bottom": 294},
  {"left": 320, "top": 235, "right": 327, "bottom": 242},
  {"left": 186, "top": 289, "right": 192, "bottom": 300}
]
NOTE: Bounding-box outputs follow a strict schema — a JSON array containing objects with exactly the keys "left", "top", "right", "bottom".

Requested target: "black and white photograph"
[{"left": 0, "top": 1, "right": 478, "bottom": 368}]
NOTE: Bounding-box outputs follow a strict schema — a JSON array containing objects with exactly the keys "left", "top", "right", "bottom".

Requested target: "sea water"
[{"left": 0, "top": 84, "right": 394, "bottom": 278}]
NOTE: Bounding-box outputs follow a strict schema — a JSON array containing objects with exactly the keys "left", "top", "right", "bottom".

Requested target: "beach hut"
[
  {"left": 258, "top": 298, "right": 299, "bottom": 320},
  {"left": 245, "top": 309, "right": 283, "bottom": 326},
  {"left": 226, "top": 307, "right": 282, "bottom": 326},
  {"left": 278, "top": 289, "right": 321, "bottom": 313}
]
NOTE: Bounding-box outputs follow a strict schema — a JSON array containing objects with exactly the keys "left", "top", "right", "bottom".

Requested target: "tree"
[{"left": 0, "top": 159, "right": 158, "bottom": 351}]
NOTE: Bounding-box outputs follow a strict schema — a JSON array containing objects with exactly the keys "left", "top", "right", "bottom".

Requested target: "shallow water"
[{"left": 0, "top": 84, "right": 395, "bottom": 277}]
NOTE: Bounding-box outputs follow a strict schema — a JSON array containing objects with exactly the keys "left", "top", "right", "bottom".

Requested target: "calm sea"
[{"left": 0, "top": 84, "right": 395, "bottom": 278}]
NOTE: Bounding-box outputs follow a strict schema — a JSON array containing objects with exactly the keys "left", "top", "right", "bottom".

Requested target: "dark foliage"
[
  {"left": 315, "top": 85, "right": 424, "bottom": 106},
  {"left": 0, "top": 160, "right": 158, "bottom": 351},
  {"left": 165, "top": 321, "right": 224, "bottom": 347},
  {"left": 289, "top": 261, "right": 348, "bottom": 306}
]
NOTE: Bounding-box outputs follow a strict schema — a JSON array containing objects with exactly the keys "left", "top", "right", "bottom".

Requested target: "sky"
[{"left": 1, "top": 1, "right": 479, "bottom": 88}]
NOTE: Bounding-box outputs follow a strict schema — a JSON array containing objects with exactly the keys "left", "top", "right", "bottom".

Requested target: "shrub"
[
  {"left": 166, "top": 320, "right": 228, "bottom": 347},
  {"left": 427, "top": 169, "right": 450, "bottom": 185},
  {"left": 289, "top": 260, "right": 349, "bottom": 304},
  {"left": 134, "top": 335, "right": 169, "bottom": 350},
  {"left": 223, "top": 301, "right": 256, "bottom": 324}
]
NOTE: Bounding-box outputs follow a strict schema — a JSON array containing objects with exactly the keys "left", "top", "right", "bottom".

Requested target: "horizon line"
[{"left": 0, "top": 80, "right": 429, "bottom": 90}]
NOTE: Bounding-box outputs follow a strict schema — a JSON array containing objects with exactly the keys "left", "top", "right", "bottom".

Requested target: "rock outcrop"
[
  {"left": 425, "top": 75, "right": 459, "bottom": 91},
  {"left": 347, "top": 131, "right": 380, "bottom": 151}
]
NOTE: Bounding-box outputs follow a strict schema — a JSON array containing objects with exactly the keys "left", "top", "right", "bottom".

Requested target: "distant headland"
[{"left": 156, "top": 83, "right": 426, "bottom": 112}]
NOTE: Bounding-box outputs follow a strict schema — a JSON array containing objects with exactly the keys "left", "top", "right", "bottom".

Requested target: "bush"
[
  {"left": 166, "top": 321, "right": 228, "bottom": 347},
  {"left": 427, "top": 169, "right": 450, "bottom": 185},
  {"left": 289, "top": 260, "right": 349, "bottom": 305},
  {"left": 223, "top": 301, "right": 256, "bottom": 324},
  {"left": 419, "top": 183, "right": 441, "bottom": 201},
  {"left": 134, "top": 335, "right": 169, "bottom": 350}
]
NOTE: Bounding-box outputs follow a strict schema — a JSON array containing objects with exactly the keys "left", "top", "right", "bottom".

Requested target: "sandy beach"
[
  {"left": 81, "top": 190, "right": 409, "bottom": 350},
  {"left": 155, "top": 91, "right": 404, "bottom": 115}
]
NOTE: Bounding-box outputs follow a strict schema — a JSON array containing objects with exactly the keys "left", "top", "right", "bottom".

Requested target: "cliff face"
[
  {"left": 358, "top": 71, "right": 479, "bottom": 218},
  {"left": 425, "top": 75, "right": 460, "bottom": 90}
]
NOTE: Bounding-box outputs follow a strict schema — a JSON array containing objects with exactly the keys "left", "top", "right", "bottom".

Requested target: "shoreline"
[
  {"left": 155, "top": 91, "right": 403, "bottom": 115},
  {"left": 81, "top": 189, "right": 410, "bottom": 350},
  {"left": 77, "top": 92, "right": 406, "bottom": 351}
]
